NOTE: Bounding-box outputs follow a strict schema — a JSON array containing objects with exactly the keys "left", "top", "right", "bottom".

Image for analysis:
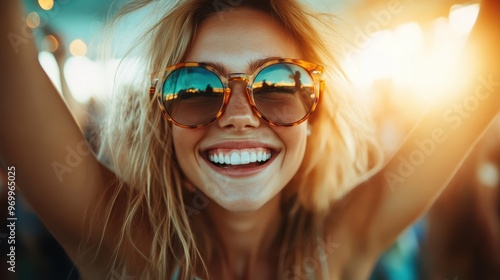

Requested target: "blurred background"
[{"left": 1, "top": 0, "right": 498, "bottom": 279}]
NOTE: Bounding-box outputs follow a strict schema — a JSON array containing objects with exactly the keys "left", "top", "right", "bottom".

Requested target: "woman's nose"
[{"left": 217, "top": 81, "right": 260, "bottom": 130}]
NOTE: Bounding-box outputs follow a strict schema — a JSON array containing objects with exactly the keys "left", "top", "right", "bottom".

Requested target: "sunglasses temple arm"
[{"left": 149, "top": 78, "right": 159, "bottom": 97}]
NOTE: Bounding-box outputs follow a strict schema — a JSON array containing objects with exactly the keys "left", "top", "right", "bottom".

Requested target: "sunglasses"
[{"left": 150, "top": 58, "right": 324, "bottom": 128}]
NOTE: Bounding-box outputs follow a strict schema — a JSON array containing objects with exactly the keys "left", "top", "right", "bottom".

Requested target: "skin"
[
  {"left": 0, "top": 0, "right": 498, "bottom": 279},
  {"left": 173, "top": 8, "right": 308, "bottom": 278}
]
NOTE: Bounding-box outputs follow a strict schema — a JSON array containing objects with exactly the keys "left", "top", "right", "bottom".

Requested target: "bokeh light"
[
  {"left": 357, "top": 30, "right": 396, "bottom": 83},
  {"left": 394, "top": 22, "right": 424, "bottom": 55},
  {"left": 64, "top": 56, "right": 102, "bottom": 103},
  {"left": 350, "top": 3, "right": 480, "bottom": 104},
  {"left": 38, "top": 0, "right": 54, "bottom": 11},
  {"left": 449, "top": 4, "right": 480, "bottom": 35},
  {"left": 26, "top": 12, "right": 40, "bottom": 29},
  {"left": 69, "top": 39, "right": 88, "bottom": 57},
  {"left": 477, "top": 162, "right": 500, "bottom": 188},
  {"left": 42, "top": 35, "right": 59, "bottom": 53},
  {"left": 38, "top": 51, "right": 62, "bottom": 93}
]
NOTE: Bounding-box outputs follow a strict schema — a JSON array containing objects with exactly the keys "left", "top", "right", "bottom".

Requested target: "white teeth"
[
  {"left": 257, "top": 151, "right": 263, "bottom": 161},
  {"left": 208, "top": 148, "right": 272, "bottom": 165},
  {"left": 250, "top": 152, "right": 257, "bottom": 163},
  {"left": 230, "top": 152, "right": 241, "bottom": 165},
  {"left": 241, "top": 151, "right": 250, "bottom": 164}
]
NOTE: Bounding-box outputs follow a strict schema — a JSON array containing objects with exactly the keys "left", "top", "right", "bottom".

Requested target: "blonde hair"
[{"left": 93, "top": 0, "right": 383, "bottom": 279}]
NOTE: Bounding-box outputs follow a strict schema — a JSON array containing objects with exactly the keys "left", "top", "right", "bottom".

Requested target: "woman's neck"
[{"left": 205, "top": 194, "right": 283, "bottom": 279}]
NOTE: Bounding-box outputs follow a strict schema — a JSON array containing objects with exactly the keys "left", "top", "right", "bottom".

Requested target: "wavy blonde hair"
[{"left": 93, "top": 0, "right": 383, "bottom": 279}]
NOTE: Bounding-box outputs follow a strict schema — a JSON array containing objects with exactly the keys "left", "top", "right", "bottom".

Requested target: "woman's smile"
[{"left": 201, "top": 140, "right": 280, "bottom": 177}]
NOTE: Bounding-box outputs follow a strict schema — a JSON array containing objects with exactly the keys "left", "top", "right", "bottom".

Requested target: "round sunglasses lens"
[
  {"left": 252, "top": 63, "right": 316, "bottom": 125},
  {"left": 162, "top": 67, "right": 224, "bottom": 126}
]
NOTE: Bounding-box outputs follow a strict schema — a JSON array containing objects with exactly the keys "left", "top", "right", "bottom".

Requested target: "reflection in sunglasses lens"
[
  {"left": 163, "top": 67, "right": 224, "bottom": 126},
  {"left": 253, "top": 63, "right": 315, "bottom": 124}
]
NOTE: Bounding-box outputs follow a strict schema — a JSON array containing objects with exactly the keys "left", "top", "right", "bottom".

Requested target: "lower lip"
[{"left": 204, "top": 154, "right": 277, "bottom": 177}]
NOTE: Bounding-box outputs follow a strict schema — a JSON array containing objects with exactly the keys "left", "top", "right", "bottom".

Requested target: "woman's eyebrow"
[
  {"left": 200, "top": 56, "right": 284, "bottom": 75},
  {"left": 247, "top": 56, "right": 283, "bottom": 72}
]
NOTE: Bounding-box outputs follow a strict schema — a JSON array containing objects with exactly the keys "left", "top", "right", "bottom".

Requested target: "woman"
[{"left": 0, "top": 0, "right": 498, "bottom": 279}]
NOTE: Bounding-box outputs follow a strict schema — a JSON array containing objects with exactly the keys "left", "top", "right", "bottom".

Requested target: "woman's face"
[{"left": 173, "top": 8, "right": 308, "bottom": 212}]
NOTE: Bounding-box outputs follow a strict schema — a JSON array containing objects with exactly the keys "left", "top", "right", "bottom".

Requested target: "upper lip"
[{"left": 201, "top": 140, "right": 280, "bottom": 152}]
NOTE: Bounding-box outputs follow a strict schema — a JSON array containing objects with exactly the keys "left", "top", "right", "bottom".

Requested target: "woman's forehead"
[{"left": 185, "top": 8, "right": 303, "bottom": 72}]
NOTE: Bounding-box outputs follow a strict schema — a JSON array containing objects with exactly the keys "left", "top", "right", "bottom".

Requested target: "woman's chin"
[{"left": 214, "top": 197, "right": 270, "bottom": 213}]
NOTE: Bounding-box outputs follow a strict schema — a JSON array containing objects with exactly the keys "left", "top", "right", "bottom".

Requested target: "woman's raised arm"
[
  {"left": 0, "top": 1, "right": 114, "bottom": 253},
  {"left": 357, "top": 0, "right": 500, "bottom": 252}
]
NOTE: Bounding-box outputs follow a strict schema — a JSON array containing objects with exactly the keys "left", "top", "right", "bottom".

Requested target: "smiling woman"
[
  {"left": 96, "top": 1, "right": 383, "bottom": 278},
  {"left": 0, "top": 0, "right": 499, "bottom": 280}
]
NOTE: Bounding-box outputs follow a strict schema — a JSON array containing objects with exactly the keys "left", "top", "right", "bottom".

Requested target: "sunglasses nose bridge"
[
  {"left": 227, "top": 73, "right": 249, "bottom": 82},
  {"left": 225, "top": 72, "right": 252, "bottom": 102},
  {"left": 227, "top": 73, "right": 250, "bottom": 90},
  {"left": 226, "top": 72, "right": 253, "bottom": 104}
]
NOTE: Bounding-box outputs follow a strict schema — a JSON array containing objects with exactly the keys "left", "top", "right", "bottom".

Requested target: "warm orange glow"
[
  {"left": 42, "top": 35, "right": 59, "bottom": 53},
  {"left": 394, "top": 22, "right": 423, "bottom": 55},
  {"left": 356, "top": 30, "right": 395, "bottom": 83},
  {"left": 38, "top": 0, "right": 54, "bottom": 11},
  {"left": 350, "top": 10, "right": 477, "bottom": 104},
  {"left": 69, "top": 39, "right": 88, "bottom": 57},
  {"left": 449, "top": 4, "right": 480, "bottom": 36},
  {"left": 26, "top": 12, "right": 40, "bottom": 29}
]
